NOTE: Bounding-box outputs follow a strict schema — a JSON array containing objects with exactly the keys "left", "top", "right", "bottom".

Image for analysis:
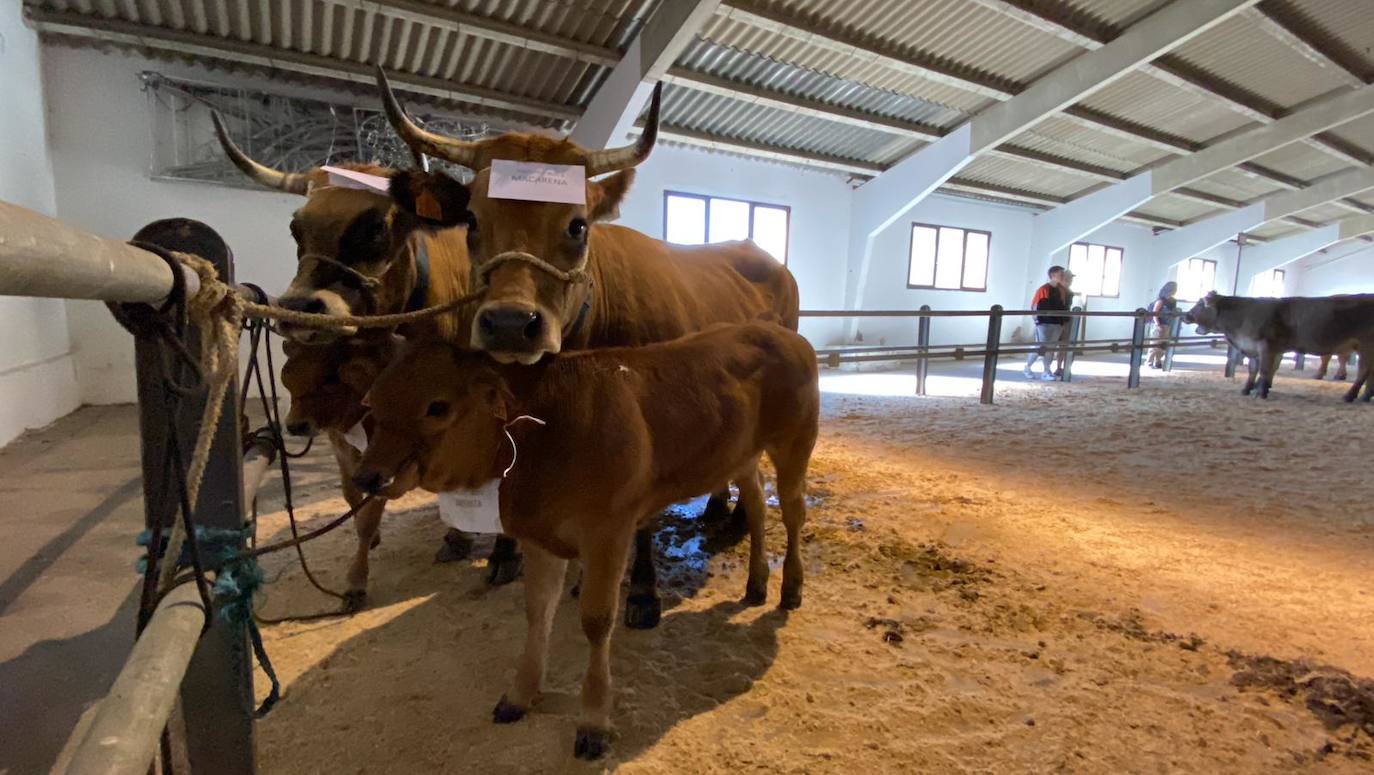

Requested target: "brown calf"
[
  {"left": 354, "top": 322, "right": 820, "bottom": 760},
  {"left": 280, "top": 335, "right": 398, "bottom": 611}
]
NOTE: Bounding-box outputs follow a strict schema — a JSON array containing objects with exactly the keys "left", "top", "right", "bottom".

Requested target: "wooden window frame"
[
  {"left": 1068, "top": 241, "right": 1125, "bottom": 299},
  {"left": 661, "top": 190, "right": 792, "bottom": 264},
  {"left": 906, "top": 222, "right": 991, "bottom": 292},
  {"left": 1179, "top": 257, "right": 1218, "bottom": 302}
]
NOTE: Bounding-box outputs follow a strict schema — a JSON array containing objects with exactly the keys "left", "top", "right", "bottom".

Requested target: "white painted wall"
[
  {"left": 616, "top": 144, "right": 852, "bottom": 347},
  {"left": 1295, "top": 243, "right": 1374, "bottom": 296},
  {"left": 0, "top": 5, "right": 80, "bottom": 446}
]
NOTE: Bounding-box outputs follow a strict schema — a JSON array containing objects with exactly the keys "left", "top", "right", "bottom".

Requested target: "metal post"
[
  {"left": 980, "top": 305, "right": 1003, "bottom": 405},
  {"left": 130, "top": 219, "right": 254, "bottom": 774},
  {"left": 1127, "top": 309, "right": 1147, "bottom": 389},
  {"left": 1163, "top": 315, "right": 1182, "bottom": 372},
  {"left": 1294, "top": 351, "right": 1305, "bottom": 371},
  {"left": 1062, "top": 306, "right": 1082, "bottom": 383},
  {"left": 915, "top": 305, "right": 931, "bottom": 396}
]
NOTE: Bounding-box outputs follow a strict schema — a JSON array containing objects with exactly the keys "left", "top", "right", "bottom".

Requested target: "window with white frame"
[
  {"left": 1250, "top": 268, "right": 1286, "bottom": 297},
  {"left": 907, "top": 223, "right": 990, "bottom": 291},
  {"left": 1067, "top": 242, "right": 1123, "bottom": 298},
  {"left": 662, "top": 191, "right": 790, "bottom": 263},
  {"left": 1177, "top": 257, "right": 1217, "bottom": 301}
]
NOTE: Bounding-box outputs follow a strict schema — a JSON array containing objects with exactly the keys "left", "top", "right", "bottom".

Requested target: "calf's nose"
[
  {"left": 478, "top": 307, "right": 545, "bottom": 350},
  {"left": 352, "top": 467, "right": 392, "bottom": 496},
  {"left": 285, "top": 420, "right": 314, "bottom": 437}
]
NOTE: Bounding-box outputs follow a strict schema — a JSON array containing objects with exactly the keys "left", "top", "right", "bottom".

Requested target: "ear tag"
[
  {"left": 415, "top": 189, "right": 444, "bottom": 221},
  {"left": 321, "top": 165, "right": 391, "bottom": 194}
]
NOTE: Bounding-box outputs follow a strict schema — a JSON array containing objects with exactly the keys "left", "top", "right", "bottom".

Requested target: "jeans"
[{"left": 1027, "top": 323, "right": 1064, "bottom": 370}]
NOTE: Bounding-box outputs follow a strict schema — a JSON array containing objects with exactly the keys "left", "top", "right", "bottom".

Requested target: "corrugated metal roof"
[
  {"left": 1078, "top": 69, "right": 1256, "bottom": 144},
  {"left": 1186, "top": 168, "right": 1286, "bottom": 202},
  {"left": 1287, "top": 0, "right": 1374, "bottom": 80},
  {"left": 676, "top": 37, "right": 966, "bottom": 129},
  {"left": 958, "top": 154, "right": 1099, "bottom": 199},
  {"left": 1135, "top": 193, "right": 1219, "bottom": 224},
  {"left": 1248, "top": 141, "right": 1356, "bottom": 183},
  {"left": 660, "top": 84, "right": 908, "bottom": 163},
  {"left": 1170, "top": 13, "right": 1350, "bottom": 111},
  {"left": 1247, "top": 222, "right": 1301, "bottom": 241},
  {"left": 1054, "top": 0, "right": 1169, "bottom": 28},
  {"left": 1007, "top": 114, "right": 1170, "bottom": 174},
  {"left": 1327, "top": 113, "right": 1374, "bottom": 157},
  {"left": 1296, "top": 202, "right": 1359, "bottom": 223}
]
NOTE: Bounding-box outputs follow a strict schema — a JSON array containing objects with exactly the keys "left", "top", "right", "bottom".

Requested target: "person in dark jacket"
[
  {"left": 1025, "top": 265, "right": 1070, "bottom": 380},
  {"left": 1146, "top": 281, "right": 1179, "bottom": 369}
]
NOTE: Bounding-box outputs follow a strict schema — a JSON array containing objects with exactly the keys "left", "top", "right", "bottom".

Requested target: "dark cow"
[
  {"left": 1184, "top": 292, "right": 1374, "bottom": 401},
  {"left": 353, "top": 322, "right": 820, "bottom": 760}
]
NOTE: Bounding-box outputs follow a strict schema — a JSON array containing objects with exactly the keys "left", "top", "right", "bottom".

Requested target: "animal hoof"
[
  {"left": 1241, "top": 387, "right": 1253, "bottom": 395},
  {"left": 435, "top": 530, "right": 474, "bottom": 563},
  {"left": 369, "top": 533, "right": 382, "bottom": 550},
  {"left": 1344, "top": 392, "right": 1358, "bottom": 403},
  {"left": 742, "top": 585, "right": 767, "bottom": 607},
  {"left": 624, "top": 593, "right": 661, "bottom": 629},
  {"left": 574, "top": 727, "right": 611, "bottom": 760},
  {"left": 487, "top": 554, "right": 524, "bottom": 586},
  {"left": 492, "top": 697, "right": 527, "bottom": 724},
  {"left": 779, "top": 588, "right": 803, "bottom": 611},
  {"left": 700, "top": 496, "right": 732, "bottom": 523},
  {"left": 341, "top": 590, "right": 367, "bottom": 613}
]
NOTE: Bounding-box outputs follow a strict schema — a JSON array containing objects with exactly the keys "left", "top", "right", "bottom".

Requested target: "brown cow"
[
  {"left": 212, "top": 115, "right": 526, "bottom": 585},
  {"left": 280, "top": 335, "right": 396, "bottom": 610},
  {"left": 1313, "top": 341, "right": 1357, "bottom": 381},
  {"left": 353, "top": 321, "right": 819, "bottom": 760}
]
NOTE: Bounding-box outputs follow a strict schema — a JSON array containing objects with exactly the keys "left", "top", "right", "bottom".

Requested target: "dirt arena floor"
[{"left": 242, "top": 358, "right": 1374, "bottom": 774}]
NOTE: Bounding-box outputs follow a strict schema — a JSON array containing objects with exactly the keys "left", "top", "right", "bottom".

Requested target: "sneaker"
[
  {"left": 1053, "top": 367, "right": 1065, "bottom": 378},
  {"left": 1023, "top": 366, "right": 1035, "bottom": 379},
  {"left": 1039, "top": 371, "right": 1056, "bottom": 381}
]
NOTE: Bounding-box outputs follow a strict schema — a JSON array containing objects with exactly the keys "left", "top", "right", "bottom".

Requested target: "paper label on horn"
[
  {"left": 437, "top": 479, "right": 503, "bottom": 534},
  {"left": 321, "top": 165, "right": 392, "bottom": 195},
  {"left": 342, "top": 421, "right": 368, "bottom": 454},
  {"left": 488, "top": 160, "right": 586, "bottom": 205}
]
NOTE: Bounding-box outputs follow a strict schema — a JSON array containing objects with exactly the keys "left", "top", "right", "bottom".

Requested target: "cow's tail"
[{"left": 775, "top": 265, "right": 801, "bottom": 332}]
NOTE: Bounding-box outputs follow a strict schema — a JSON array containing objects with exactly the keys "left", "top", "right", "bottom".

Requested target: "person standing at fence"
[
  {"left": 1146, "top": 281, "right": 1179, "bottom": 370},
  {"left": 1024, "top": 265, "right": 1070, "bottom": 381},
  {"left": 1053, "top": 269, "right": 1077, "bottom": 380}
]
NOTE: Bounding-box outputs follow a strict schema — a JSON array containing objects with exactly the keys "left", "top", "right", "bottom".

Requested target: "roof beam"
[
  {"left": 1238, "top": 213, "right": 1374, "bottom": 278},
  {"left": 570, "top": 1, "right": 719, "bottom": 148},
  {"left": 1155, "top": 167, "right": 1374, "bottom": 261},
  {"left": 26, "top": 8, "right": 580, "bottom": 122},
  {"left": 1244, "top": 8, "right": 1363, "bottom": 87},
  {"left": 1030, "top": 84, "right": 1374, "bottom": 256},
  {"left": 1252, "top": 1, "right": 1369, "bottom": 84}
]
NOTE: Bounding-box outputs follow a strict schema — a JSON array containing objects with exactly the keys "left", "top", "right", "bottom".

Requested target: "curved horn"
[
  {"left": 210, "top": 111, "right": 312, "bottom": 195},
  {"left": 375, "top": 66, "right": 480, "bottom": 169},
  {"left": 584, "top": 82, "right": 661, "bottom": 178}
]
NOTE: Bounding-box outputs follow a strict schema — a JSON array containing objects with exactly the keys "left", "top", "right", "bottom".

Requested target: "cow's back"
[{"left": 576, "top": 225, "right": 800, "bottom": 350}]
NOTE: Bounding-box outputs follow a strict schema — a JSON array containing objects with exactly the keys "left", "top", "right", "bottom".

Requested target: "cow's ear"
[
  {"left": 281, "top": 339, "right": 304, "bottom": 358},
  {"left": 390, "top": 171, "right": 471, "bottom": 228},
  {"left": 586, "top": 169, "right": 634, "bottom": 222},
  {"left": 1205, "top": 290, "right": 1218, "bottom": 306}
]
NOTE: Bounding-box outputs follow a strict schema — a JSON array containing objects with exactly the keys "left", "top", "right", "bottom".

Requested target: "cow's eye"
[
  {"left": 567, "top": 218, "right": 587, "bottom": 240},
  {"left": 426, "top": 400, "right": 451, "bottom": 418},
  {"left": 322, "top": 374, "right": 341, "bottom": 386}
]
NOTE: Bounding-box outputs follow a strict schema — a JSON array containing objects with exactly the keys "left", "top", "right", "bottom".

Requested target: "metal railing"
[
  {"left": 801, "top": 305, "right": 1223, "bottom": 404},
  {"left": 0, "top": 201, "right": 257, "bottom": 774}
]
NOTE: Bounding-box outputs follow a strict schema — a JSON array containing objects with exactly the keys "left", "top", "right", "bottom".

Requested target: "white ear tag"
[
  {"left": 342, "top": 422, "right": 368, "bottom": 454},
  {"left": 437, "top": 479, "right": 503, "bottom": 534},
  {"left": 488, "top": 160, "right": 586, "bottom": 204},
  {"left": 321, "top": 165, "right": 392, "bottom": 195}
]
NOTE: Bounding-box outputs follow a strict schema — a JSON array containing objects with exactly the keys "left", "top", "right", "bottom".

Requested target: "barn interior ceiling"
[{"left": 23, "top": 0, "right": 1374, "bottom": 242}]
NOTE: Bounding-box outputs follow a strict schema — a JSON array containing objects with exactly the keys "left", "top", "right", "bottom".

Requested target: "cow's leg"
[
  {"left": 487, "top": 535, "right": 523, "bottom": 586},
  {"left": 1256, "top": 344, "right": 1281, "bottom": 399},
  {"left": 1335, "top": 353, "right": 1350, "bottom": 381},
  {"left": 1315, "top": 354, "right": 1331, "bottom": 380},
  {"left": 493, "top": 543, "right": 567, "bottom": 724},
  {"left": 343, "top": 496, "right": 386, "bottom": 613},
  {"left": 574, "top": 528, "right": 634, "bottom": 760},
  {"left": 1344, "top": 349, "right": 1369, "bottom": 402},
  {"left": 737, "top": 464, "right": 770, "bottom": 606},
  {"left": 435, "top": 528, "right": 475, "bottom": 563},
  {"left": 623, "top": 527, "right": 661, "bottom": 630},
  {"left": 772, "top": 446, "right": 811, "bottom": 611},
  {"left": 700, "top": 487, "right": 732, "bottom": 522},
  {"left": 1241, "top": 354, "right": 1259, "bottom": 395},
  {"left": 1358, "top": 353, "right": 1374, "bottom": 402}
]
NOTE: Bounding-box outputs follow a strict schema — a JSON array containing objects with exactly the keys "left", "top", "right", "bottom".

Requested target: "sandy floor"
[{"left": 247, "top": 361, "right": 1374, "bottom": 773}]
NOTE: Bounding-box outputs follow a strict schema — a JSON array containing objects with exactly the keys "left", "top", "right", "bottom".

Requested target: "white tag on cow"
[
  {"left": 437, "top": 479, "right": 503, "bottom": 534},
  {"left": 321, "top": 165, "right": 392, "bottom": 195},
  {"left": 341, "top": 421, "right": 368, "bottom": 454},
  {"left": 488, "top": 160, "right": 586, "bottom": 205}
]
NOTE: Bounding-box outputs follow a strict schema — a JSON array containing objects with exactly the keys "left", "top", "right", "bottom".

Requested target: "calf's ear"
[
  {"left": 586, "top": 169, "right": 634, "bottom": 222},
  {"left": 1204, "top": 290, "right": 1218, "bottom": 306},
  {"left": 390, "top": 171, "right": 472, "bottom": 228}
]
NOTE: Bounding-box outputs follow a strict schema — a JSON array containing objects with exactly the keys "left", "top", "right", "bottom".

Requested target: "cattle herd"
[
  {"left": 216, "top": 70, "right": 813, "bottom": 760},
  {"left": 212, "top": 68, "right": 1372, "bottom": 761}
]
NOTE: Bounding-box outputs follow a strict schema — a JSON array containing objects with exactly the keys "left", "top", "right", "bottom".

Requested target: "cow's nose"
[
  {"left": 478, "top": 307, "right": 545, "bottom": 349},
  {"left": 279, "top": 296, "right": 327, "bottom": 314},
  {"left": 352, "top": 468, "right": 392, "bottom": 496},
  {"left": 285, "top": 420, "right": 313, "bottom": 437}
]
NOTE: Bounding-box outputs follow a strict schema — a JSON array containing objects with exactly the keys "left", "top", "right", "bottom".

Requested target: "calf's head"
[
  {"left": 378, "top": 69, "right": 661, "bottom": 363},
  {"left": 1183, "top": 292, "right": 1219, "bottom": 334},
  {"left": 353, "top": 343, "right": 511, "bottom": 497},
  {"left": 280, "top": 336, "right": 396, "bottom": 437},
  {"left": 212, "top": 113, "right": 466, "bottom": 343}
]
